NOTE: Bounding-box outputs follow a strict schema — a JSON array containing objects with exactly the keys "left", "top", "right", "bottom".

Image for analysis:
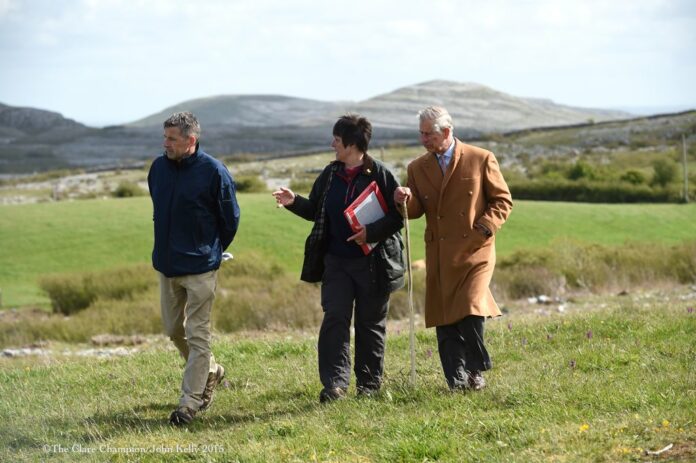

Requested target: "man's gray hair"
[
  {"left": 418, "top": 106, "right": 454, "bottom": 134},
  {"left": 163, "top": 111, "right": 201, "bottom": 140}
]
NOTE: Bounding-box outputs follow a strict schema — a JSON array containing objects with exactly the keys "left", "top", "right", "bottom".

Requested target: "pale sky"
[{"left": 1, "top": 0, "right": 694, "bottom": 126}]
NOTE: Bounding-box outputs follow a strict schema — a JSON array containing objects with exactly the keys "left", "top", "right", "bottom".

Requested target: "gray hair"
[
  {"left": 418, "top": 106, "right": 453, "bottom": 134},
  {"left": 163, "top": 111, "right": 201, "bottom": 140}
]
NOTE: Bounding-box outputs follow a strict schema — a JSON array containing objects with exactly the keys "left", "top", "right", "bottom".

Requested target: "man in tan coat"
[{"left": 395, "top": 106, "right": 512, "bottom": 391}]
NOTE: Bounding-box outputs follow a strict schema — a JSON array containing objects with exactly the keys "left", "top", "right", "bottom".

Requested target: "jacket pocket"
[{"left": 376, "top": 235, "right": 405, "bottom": 293}]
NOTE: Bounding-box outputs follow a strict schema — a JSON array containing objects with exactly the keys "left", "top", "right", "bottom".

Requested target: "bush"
[
  {"left": 619, "top": 170, "right": 646, "bottom": 185},
  {"left": 493, "top": 239, "right": 696, "bottom": 298},
  {"left": 289, "top": 178, "right": 315, "bottom": 194},
  {"left": 508, "top": 178, "right": 680, "bottom": 203},
  {"left": 112, "top": 181, "right": 146, "bottom": 198},
  {"left": 7, "top": 240, "right": 696, "bottom": 347},
  {"left": 39, "top": 264, "right": 154, "bottom": 315},
  {"left": 235, "top": 175, "right": 268, "bottom": 193},
  {"left": 566, "top": 161, "right": 596, "bottom": 181},
  {"left": 651, "top": 159, "right": 677, "bottom": 187}
]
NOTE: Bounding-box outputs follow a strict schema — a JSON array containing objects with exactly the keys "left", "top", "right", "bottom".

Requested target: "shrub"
[
  {"left": 566, "top": 161, "right": 596, "bottom": 181},
  {"left": 508, "top": 179, "right": 680, "bottom": 203},
  {"left": 651, "top": 159, "right": 677, "bottom": 187},
  {"left": 7, "top": 239, "right": 696, "bottom": 347},
  {"left": 493, "top": 239, "right": 696, "bottom": 298},
  {"left": 619, "top": 170, "right": 646, "bottom": 185},
  {"left": 289, "top": 178, "right": 315, "bottom": 194},
  {"left": 112, "top": 181, "right": 146, "bottom": 198},
  {"left": 39, "top": 264, "right": 154, "bottom": 315},
  {"left": 235, "top": 175, "right": 268, "bottom": 193}
]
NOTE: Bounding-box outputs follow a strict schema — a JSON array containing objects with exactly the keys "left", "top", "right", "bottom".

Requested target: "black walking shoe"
[
  {"left": 200, "top": 365, "right": 226, "bottom": 411},
  {"left": 169, "top": 406, "right": 196, "bottom": 426},
  {"left": 319, "top": 387, "right": 346, "bottom": 403}
]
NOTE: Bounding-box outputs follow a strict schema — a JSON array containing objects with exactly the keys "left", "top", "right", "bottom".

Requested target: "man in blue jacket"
[{"left": 148, "top": 111, "right": 240, "bottom": 426}]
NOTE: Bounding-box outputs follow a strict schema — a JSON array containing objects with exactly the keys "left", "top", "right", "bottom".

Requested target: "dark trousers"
[
  {"left": 319, "top": 254, "right": 389, "bottom": 391},
  {"left": 436, "top": 315, "right": 491, "bottom": 389}
]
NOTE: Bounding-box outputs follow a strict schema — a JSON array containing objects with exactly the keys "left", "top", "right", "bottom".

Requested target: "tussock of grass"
[
  {"left": 39, "top": 264, "right": 155, "bottom": 315},
  {"left": 1, "top": 297, "right": 694, "bottom": 462},
  {"left": 494, "top": 239, "right": 696, "bottom": 299},
  {"left": 3, "top": 241, "right": 696, "bottom": 348}
]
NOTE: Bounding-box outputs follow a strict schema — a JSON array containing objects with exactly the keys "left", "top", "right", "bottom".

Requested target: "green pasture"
[
  {"left": 1, "top": 296, "right": 694, "bottom": 462},
  {"left": 2, "top": 195, "right": 696, "bottom": 308}
]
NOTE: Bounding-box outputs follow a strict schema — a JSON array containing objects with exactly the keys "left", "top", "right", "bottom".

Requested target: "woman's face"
[{"left": 331, "top": 135, "right": 351, "bottom": 162}]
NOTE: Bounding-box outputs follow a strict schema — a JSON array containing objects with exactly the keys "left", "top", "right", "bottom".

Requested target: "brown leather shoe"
[
  {"left": 200, "top": 365, "right": 225, "bottom": 411},
  {"left": 468, "top": 370, "right": 486, "bottom": 391},
  {"left": 319, "top": 387, "right": 347, "bottom": 403}
]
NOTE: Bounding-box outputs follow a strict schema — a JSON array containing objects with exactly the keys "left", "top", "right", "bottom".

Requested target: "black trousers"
[
  {"left": 319, "top": 254, "right": 389, "bottom": 391},
  {"left": 436, "top": 315, "right": 491, "bottom": 389}
]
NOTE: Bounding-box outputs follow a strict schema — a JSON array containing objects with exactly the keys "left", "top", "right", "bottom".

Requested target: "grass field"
[
  {"left": 2, "top": 195, "right": 696, "bottom": 307},
  {"left": 1, "top": 290, "right": 694, "bottom": 462}
]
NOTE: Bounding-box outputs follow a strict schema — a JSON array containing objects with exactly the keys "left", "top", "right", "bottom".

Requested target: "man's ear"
[
  {"left": 442, "top": 127, "right": 452, "bottom": 139},
  {"left": 188, "top": 135, "right": 197, "bottom": 147}
]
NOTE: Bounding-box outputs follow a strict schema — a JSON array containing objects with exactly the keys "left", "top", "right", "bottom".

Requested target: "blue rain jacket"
[{"left": 148, "top": 147, "right": 240, "bottom": 277}]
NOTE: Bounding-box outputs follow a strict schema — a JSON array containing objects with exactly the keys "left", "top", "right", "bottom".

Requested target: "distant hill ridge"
[
  {"left": 0, "top": 79, "right": 666, "bottom": 174},
  {"left": 127, "top": 79, "right": 628, "bottom": 132},
  {"left": 0, "top": 103, "right": 86, "bottom": 134}
]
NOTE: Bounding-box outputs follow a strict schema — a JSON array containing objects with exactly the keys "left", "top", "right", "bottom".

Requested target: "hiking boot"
[
  {"left": 468, "top": 370, "right": 486, "bottom": 391},
  {"left": 169, "top": 406, "right": 196, "bottom": 426},
  {"left": 200, "top": 365, "right": 225, "bottom": 411},
  {"left": 356, "top": 385, "right": 380, "bottom": 398},
  {"left": 319, "top": 387, "right": 346, "bottom": 403}
]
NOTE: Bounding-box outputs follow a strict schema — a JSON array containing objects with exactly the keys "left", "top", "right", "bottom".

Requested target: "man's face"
[
  {"left": 163, "top": 127, "right": 195, "bottom": 161},
  {"left": 419, "top": 119, "right": 450, "bottom": 154}
]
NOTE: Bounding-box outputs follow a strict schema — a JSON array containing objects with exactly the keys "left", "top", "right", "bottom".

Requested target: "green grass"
[
  {"left": 3, "top": 196, "right": 696, "bottom": 307},
  {"left": 1, "top": 295, "right": 694, "bottom": 462}
]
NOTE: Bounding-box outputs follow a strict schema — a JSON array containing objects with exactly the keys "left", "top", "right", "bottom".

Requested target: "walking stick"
[{"left": 400, "top": 202, "right": 416, "bottom": 387}]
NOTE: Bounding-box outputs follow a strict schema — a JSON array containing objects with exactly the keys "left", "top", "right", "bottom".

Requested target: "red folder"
[{"left": 344, "top": 181, "right": 388, "bottom": 255}]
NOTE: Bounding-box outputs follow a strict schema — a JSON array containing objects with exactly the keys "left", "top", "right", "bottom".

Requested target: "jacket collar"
[
  {"left": 165, "top": 142, "right": 200, "bottom": 167},
  {"left": 330, "top": 153, "right": 376, "bottom": 176}
]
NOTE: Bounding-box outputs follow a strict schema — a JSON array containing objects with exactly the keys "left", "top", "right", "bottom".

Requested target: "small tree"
[
  {"left": 566, "top": 161, "right": 596, "bottom": 181},
  {"left": 620, "top": 170, "right": 646, "bottom": 185},
  {"left": 651, "top": 159, "right": 677, "bottom": 187}
]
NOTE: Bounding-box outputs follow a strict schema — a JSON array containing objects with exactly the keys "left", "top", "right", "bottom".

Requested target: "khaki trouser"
[{"left": 159, "top": 270, "right": 219, "bottom": 411}]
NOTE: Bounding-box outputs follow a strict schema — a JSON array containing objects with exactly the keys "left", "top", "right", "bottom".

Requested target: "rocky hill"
[
  {"left": 128, "top": 95, "right": 346, "bottom": 129},
  {"left": 128, "top": 80, "right": 627, "bottom": 132},
  {"left": 352, "top": 80, "right": 626, "bottom": 131},
  {"left": 0, "top": 80, "right": 636, "bottom": 174}
]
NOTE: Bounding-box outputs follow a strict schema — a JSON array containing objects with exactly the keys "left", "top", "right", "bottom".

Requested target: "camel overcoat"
[{"left": 405, "top": 139, "right": 513, "bottom": 327}]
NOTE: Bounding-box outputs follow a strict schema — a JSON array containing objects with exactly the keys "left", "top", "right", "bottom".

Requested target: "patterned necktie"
[{"left": 438, "top": 154, "right": 447, "bottom": 174}]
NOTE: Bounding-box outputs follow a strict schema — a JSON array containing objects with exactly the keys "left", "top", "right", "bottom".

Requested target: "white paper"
[{"left": 352, "top": 191, "right": 385, "bottom": 227}]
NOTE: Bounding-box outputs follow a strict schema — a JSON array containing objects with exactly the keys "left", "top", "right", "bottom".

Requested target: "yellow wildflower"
[
  {"left": 579, "top": 424, "right": 590, "bottom": 433},
  {"left": 662, "top": 420, "right": 670, "bottom": 428}
]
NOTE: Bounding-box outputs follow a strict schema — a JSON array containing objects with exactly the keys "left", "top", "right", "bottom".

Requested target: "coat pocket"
[{"left": 378, "top": 239, "right": 405, "bottom": 293}]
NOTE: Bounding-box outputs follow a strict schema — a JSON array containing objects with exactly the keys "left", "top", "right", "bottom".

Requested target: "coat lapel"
[
  {"left": 441, "top": 139, "right": 461, "bottom": 192},
  {"left": 420, "top": 153, "right": 444, "bottom": 192}
]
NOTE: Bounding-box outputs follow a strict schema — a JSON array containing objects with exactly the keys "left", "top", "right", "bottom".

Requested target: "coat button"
[
  {"left": 424, "top": 195, "right": 429, "bottom": 200},
  {"left": 440, "top": 237, "right": 444, "bottom": 241},
  {"left": 468, "top": 191, "right": 473, "bottom": 195},
  {"left": 437, "top": 215, "right": 442, "bottom": 219}
]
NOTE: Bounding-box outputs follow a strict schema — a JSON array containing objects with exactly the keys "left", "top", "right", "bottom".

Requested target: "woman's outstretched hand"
[{"left": 272, "top": 187, "right": 296, "bottom": 207}]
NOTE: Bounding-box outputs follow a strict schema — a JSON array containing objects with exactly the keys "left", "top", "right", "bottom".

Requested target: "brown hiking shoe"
[
  {"left": 319, "top": 387, "right": 346, "bottom": 403},
  {"left": 200, "top": 365, "right": 225, "bottom": 411},
  {"left": 169, "top": 406, "right": 196, "bottom": 426}
]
